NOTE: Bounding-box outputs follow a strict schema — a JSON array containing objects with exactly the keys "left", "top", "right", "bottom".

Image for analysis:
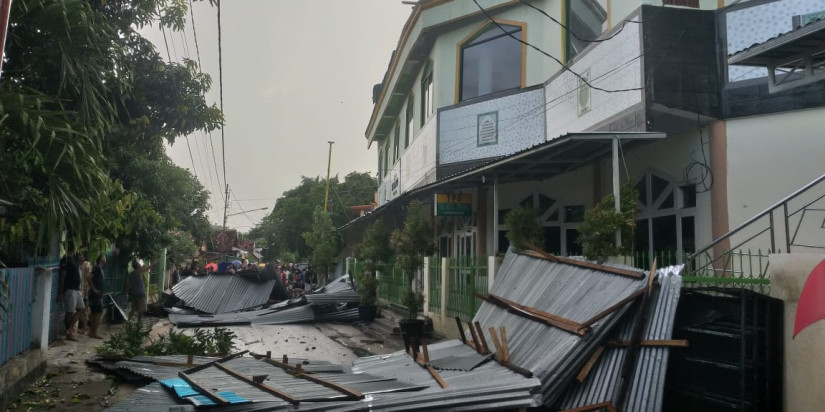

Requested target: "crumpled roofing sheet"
[
  {"left": 305, "top": 275, "right": 360, "bottom": 304},
  {"left": 172, "top": 274, "right": 275, "bottom": 314},
  {"left": 471, "top": 249, "right": 647, "bottom": 406},
  {"left": 169, "top": 304, "right": 359, "bottom": 326},
  {"left": 556, "top": 265, "right": 684, "bottom": 412}
]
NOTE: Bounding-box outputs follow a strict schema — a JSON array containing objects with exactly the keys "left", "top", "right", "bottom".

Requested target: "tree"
[
  {"left": 578, "top": 182, "right": 638, "bottom": 262},
  {"left": 390, "top": 200, "right": 435, "bottom": 320},
  {"left": 302, "top": 207, "right": 339, "bottom": 283},
  {"left": 352, "top": 219, "right": 391, "bottom": 306},
  {"left": 0, "top": 0, "right": 221, "bottom": 264},
  {"left": 505, "top": 207, "right": 544, "bottom": 250},
  {"left": 250, "top": 172, "right": 377, "bottom": 260},
  {"left": 166, "top": 230, "right": 199, "bottom": 268}
]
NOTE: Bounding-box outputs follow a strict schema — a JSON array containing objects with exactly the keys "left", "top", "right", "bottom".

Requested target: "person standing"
[
  {"left": 170, "top": 263, "right": 181, "bottom": 287},
  {"left": 88, "top": 255, "right": 106, "bottom": 339},
  {"left": 124, "top": 258, "right": 155, "bottom": 323},
  {"left": 78, "top": 259, "right": 92, "bottom": 334},
  {"left": 58, "top": 247, "right": 85, "bottom": 341}
]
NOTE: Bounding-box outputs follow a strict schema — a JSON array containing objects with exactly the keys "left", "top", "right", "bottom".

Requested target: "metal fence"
[
  {"left": 1, "top": 267, "right": 34, "bottom": 366},
  {"left": 446, "top": 256, "right": 488, "bottom": 322},
  {"left": 377, "top": 260, "right": 407, "bottom": 309},
  {"left": 427, "top": 257, "right": 442, "bottom": 314}
]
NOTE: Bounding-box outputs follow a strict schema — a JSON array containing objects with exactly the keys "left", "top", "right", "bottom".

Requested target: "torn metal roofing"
[
  {"left": 470, "top": 249, "right": 648, "bottom": 407},
  {"left": 556, "top": 265, "right": 684, "bottom": 411},
  {"left": 305, "top": 276, "right": 360, "bottom": 304},
  {"left": 104, "top": 382, "right": 192, "bottom": 412},
  {"left": 172, "top": 274, "right": 276, "bottom": 314}
]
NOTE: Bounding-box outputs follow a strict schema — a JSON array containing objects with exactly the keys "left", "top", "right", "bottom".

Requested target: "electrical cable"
[
  {"left": 184, "top": 136, "right": 198, "bottom": 179},
  {"left": 472, "top": 0, "right": 642, "bottom": 94},
  {"left": 217, "top": 0, "right": 228, "bottom": 224},
  {"left": 518, "top": 0, "right": 638, "bottom": 44}
]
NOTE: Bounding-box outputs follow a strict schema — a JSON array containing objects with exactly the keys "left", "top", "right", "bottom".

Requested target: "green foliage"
[
  {"left": 390, "top": 200, "right": 435, "bottom": 277},
  {"left": 302, "top": 207, "right": 339, "bottom": 278},
  {"left": 504, "top": 207, "right": 544, "bottom": 250},
  {"left": 0, "top": 0, "right": 221, "bottom": 263},
  {"left": 96, "top": 321, "right": 150, "bottom": 358},
  {"left": 249, "top": 172, "right": 377, "bottom": 260},
  {"left": 353, "top": 220, "right": 391, "bottom": 306},
  {"left": 578, "top": 182, "right": 639, "bottom": 262},
  {"left": 401, "top": 289, "right": 425, "bottom": 321},
  {"left": 166, "top": 230, "right": 198, "bottom": 267},
  {"left": 278, "top": 250, "right": 298, "bottom": 265},
  {"left": 100, "top": 324, "right": 237, "bottom": 358},
  {"left": 390, "top": 200, "right": 434, "bottom": 320}
]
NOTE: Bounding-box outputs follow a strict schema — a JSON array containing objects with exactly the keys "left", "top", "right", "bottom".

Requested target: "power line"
[
  {"left": 188, "top": 0, "right": 203, "bottom": 68},
  {"left": 518, "top": 0, "right": 639, "bottom": 44},
  {"left": 471, "top": 0, "right": 641, "bottom": 94},
  {"left": 217, "top": 0, "right": 229, "bottom": 226},
  {"left": 184, "top": 136, "right": 198, "bottom": 179}
]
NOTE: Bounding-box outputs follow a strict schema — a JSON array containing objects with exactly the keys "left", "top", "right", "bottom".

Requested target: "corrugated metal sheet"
[
  {"left": 316, "top": 308, "right": 360, "bottom": 322},
  {"left": 171, "top": 274, "right": 275, "bottom": 314},
  {"left": 0, "top": 267, "right": 34, "bottom": 365},
  {"left": 555, "top": 265, "right": 683, "bottom": 411},
  {"left": 115, "top": 361, "right": 184, "bottom": 382},
  {"left": 471, "top": 249, "right": 647, "bottom": 406},
  {"left": 169, "top": 304, "right": 358, "bottom": 327},
  {"left": 305, "top": 276, "right": 359, "bottom": 304},
  {"left": 103, "top": 382, "right": 193, "bottom": 412}
]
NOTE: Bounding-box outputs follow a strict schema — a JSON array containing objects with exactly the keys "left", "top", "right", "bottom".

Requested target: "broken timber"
[
  {"left": 177, "top": 371, "right": 230, "bottom": 406},
  {"left": 213, "top": 362, "right": 300, "bottom": 405},
  {"left": 255, "top": 356, "right": 364, "bottom": 400},
  {"left": 605, "top": 339, "right": 689, "bottom": 348},
  {"left": 518, "top": 245, "right": 645, "bottom": 279},
  {"left": 474, "top": 292, "right": 590, "bottom": 336}
]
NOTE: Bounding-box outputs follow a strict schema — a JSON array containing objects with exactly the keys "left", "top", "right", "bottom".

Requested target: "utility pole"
[
  {"left": 323, "top": 141, "right": 335, "bottom": 212},
  {"left": 222, "top": 184, "right": 230, "bottom": 230}
]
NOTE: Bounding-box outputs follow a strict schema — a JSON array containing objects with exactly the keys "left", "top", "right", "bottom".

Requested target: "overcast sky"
[{"left": 141, "top": 1, "right": 411, "bottom": 231}]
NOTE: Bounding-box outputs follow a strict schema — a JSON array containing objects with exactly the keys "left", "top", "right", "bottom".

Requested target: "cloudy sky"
[{"left": 142, "top": 1, "right": 411, "bottom": 231}]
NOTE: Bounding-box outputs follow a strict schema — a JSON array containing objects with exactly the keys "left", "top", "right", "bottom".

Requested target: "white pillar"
[
  {"left": 440, "top": 257, "right": 449, "bottom": 320},
  {"left": 422, "top": 257, "right": 430, "bottom": 316},
  {"left": 488, "top": 255, "right": 499, "bottom": 292},
  {"left": 492, "top": 175, "right": 499, "bottom": 254},
  {"left": 31, "top": 266, "right": 53, "bottom": 352},
  {"left": 613, "top": 136, "right": 622, "bottom": 247}
]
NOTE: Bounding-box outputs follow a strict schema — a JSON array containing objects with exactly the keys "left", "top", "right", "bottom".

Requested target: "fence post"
[
  {"left": 440, "top": 257, "right": 449, "bottom": 321},
  {"left": 423, "top": 257, "right": 430, "bottom": 316},
  {"left": 31, "top": 266, "right": 52, "bottom": 352},
  {"left": 488, "top": 255, "right": 499, "bottom": 292}
]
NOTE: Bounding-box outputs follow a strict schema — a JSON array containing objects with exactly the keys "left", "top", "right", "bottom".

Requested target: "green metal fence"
[
  {"left": 377, "top": 260, "right": 407, "bottom": 309},
  {"left": 428, "top": 257, "right": 442, "bottom": 314},
  {"left": 446, "top": 256, "right": 488, "bottom": 322},
  {"left": 684, "top": 249, "right": 771, "bottom": 294}
]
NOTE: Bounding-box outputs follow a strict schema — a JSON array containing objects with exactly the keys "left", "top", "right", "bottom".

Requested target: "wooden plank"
[
  {"left": 576, "top": 346, "right": 605, "bottom": 383},
  {"left": 500, "top": 326, "right": 509, "bottom": 363},
  {"left": 177, "top": 371, "right": 230, "bottom": 406},
  {"left": 579, "top": 288, "right": 646, "bottom": 328},
  {"left": 290, "top": 366, "right": 364, "bottom": 400},
  {"left": 498, "top": 360, "right": 533, "bottom": 378},
  {"left": 517, "top": 246, "right": 645, "bottom": 279},
  {"left": 559, "top": 401, "right": 617, "bottom": 412},
  {"left": 426, "top": 365, "right": 449, "bottom": 388},
  {"left": 488, "top": 327, "right": 504, "bottom": 362},
  {"left": 213, "top": 362, "right": 300, "bottom": 405},
  {"left": 253, "top": 354, "right": 316, "bottom": 375},
  {"left": 474, "top": 321, "right": 490, "bottom": 354},
  {"left": 605, "top": 339, "right": 689, "bottom": 348},
  {"left": 183, "top": 350, "right": 249, "bottom": 374},
  {"left": 475, "top": 293, "right": 588, "bottom": 336},
  {"left": 455, "top": 316, "right": 467, "bottom": 343},
  {"left": 467, "top": 321, "right": 482, "bottom": 354},
  {"left": 487, "top": 293, "right": 582, "bottom": 327}
]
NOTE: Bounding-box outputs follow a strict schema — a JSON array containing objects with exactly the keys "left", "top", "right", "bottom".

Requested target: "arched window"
[
  {"left": 634, "top": 172, "right": 697, "bottom": 266},
  {"left": 459, "top": 22, "right": 524, "bottom": 101}
]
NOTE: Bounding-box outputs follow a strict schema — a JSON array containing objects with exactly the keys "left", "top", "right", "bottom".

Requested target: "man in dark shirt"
[
  {"left": 58, "top": 247, "right": 85, "bottom": 341},
  {"left": 88, "top": 255, "right": 105, "bottom": 339}
]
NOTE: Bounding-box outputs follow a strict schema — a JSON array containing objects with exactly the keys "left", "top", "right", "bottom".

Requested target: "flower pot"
[
  {"left": 398, "top": 319, "right": 425, "bottom": 353},
  {"left": 358, "top": 305, "right": 378, "bottom": 322}
]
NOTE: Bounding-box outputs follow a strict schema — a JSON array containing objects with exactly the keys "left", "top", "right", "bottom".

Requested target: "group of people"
[
  {"left": 258, "top": 261, "right": 315, "bottom": 302},
  {"left": 58, "top": 247, "right": 156, "bottom": 341},
  {"left": 58, "top": 248, "right": 106, "bottom": 341}
]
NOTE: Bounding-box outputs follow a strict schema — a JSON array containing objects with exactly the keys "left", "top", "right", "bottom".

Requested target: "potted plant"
[
  {"left": 578, "top": 182, "right": 638, "bottom": 263},
  {"left": 353, "top": 220, "right": 391, "bottom": 322},
  {"left": 390, "top": 200, "right": 435, "bottom": 346}
]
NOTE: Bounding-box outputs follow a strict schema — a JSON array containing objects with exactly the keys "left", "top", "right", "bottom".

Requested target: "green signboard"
[{"left": 435, "top": 193, "right": 472, "bottom": 216}]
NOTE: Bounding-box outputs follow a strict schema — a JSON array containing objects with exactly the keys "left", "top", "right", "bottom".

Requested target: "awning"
[
  {"left": 728, "top": 18, "right": 825, "bottom": 93},
  {"left": 340, "top": 131, "right": 665, "bottom": 230},
  {"left": 728, "top": 18, "right": 825, "bottom": 67}
]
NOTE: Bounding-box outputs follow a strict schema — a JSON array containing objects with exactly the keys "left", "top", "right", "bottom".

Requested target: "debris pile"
[{"left": 166, "top": 275, "right": 361, "bottom": 327}]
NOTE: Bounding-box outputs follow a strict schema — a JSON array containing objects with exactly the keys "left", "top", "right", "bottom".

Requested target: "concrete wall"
[
  {"left": 725, "top": 108, "right": 825, "bottom": 251},
  {"left": 768, "top": 252, "right": 825, "bottom": 412},
  {"left": 378, "top": 115, "right": 438, "bottom": 205},
  {"left": 545, "top": 15, "right": 643, "bottom": 140}
]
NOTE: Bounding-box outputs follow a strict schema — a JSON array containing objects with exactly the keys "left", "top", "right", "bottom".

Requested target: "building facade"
[{"left": 350, "top": 0, "right": 825, "bottom": 272}]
